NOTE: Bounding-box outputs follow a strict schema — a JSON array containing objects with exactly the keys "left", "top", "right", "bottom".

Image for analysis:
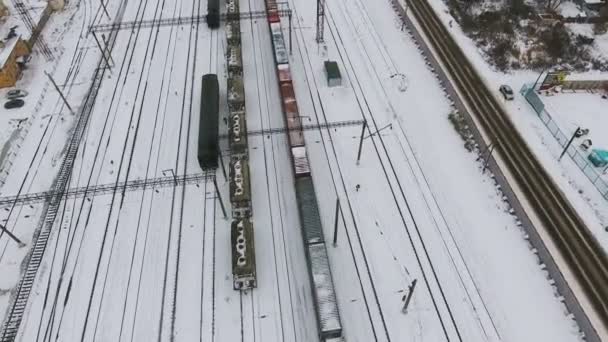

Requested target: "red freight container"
[
  {"left": 280, "top": 82, "right": 295, "bottom": 100},
  {"left": 268, "top": 9, "right": 280, "bottom": 23},
  {"left": 283, "top": 99, "right": 298, "bottom": 118},
  {"left": 277, "top": 64, "right": 292, "bottom": 84}
]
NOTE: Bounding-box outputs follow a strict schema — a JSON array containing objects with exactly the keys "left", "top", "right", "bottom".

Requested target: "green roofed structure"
[
  {"left": 588, "top": 149, "right": 608, "bottom": 167},
  {"left": 324, "top": 61, "right": 341, "bottom": 87}
]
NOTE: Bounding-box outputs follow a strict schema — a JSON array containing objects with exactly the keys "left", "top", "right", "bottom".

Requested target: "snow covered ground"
[
  {"left": 423, "top": 0, "right": 608, "bottom": 257},
  {"left": 1, "top": 0, "right": 316, "bottom": 340},
  {"left": 0, "top": 0, "right": 593, "bottom": 340},
  {"left": 542, "top": 92, "right": 608, "bottom": 151},
  {"left": 284, "top": 0, "right": 584, "bottom": 340}
]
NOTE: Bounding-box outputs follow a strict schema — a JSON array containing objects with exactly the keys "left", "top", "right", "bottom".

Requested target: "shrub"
[
  {"left": 543, "top": 23, "right": 571, "bottom": 59},
  {"left": 488, "top": 37, "right": 514, "bottom": 70}
]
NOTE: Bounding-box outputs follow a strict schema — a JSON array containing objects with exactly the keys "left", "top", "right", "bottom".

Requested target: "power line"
[
  {"left": 89, "top": 9, "right": 293, "bottom": 33},
  {"left": 219, "top": 119, "right": 364, "bottom": 139},
  {"left": 0, "top": 173, "right": 214, "bottom": 208}
]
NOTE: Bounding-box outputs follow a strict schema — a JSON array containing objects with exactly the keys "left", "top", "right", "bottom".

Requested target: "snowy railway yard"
[{"left": 0, "top": 0, "right": 600, "bottom": 340}]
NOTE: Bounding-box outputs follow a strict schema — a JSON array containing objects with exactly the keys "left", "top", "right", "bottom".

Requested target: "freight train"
[
  {"left": 263, "top": 2, "right": 344, "bottom": 340},
  {"left": 226, "top": 0, "right": 257, "bottom": 290}
]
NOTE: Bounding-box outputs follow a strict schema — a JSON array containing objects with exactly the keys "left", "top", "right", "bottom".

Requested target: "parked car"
[
  {"left": 4, "top": 98, "right": 24, "bottom": 109},
  {"left": 6, "top": 89, "right": 27, "bottom": 99},
  {"left": 499, "top": 84, "right": 514, "bottom": 100}
]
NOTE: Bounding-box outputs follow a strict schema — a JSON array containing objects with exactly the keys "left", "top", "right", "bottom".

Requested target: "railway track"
[
  {"left": 405, "top": 0, "right": 608, "bottom": 334},
  {"left": 0, "top": 0, "right": 130, "bottom": 339}
]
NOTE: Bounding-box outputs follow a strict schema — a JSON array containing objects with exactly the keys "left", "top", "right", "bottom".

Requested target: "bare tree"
[{"left": 545, "top": 0, "right": 563, "bottom": 12}]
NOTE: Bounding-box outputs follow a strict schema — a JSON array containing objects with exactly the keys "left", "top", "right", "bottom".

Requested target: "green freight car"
[
  {"left": 229, "top": 110, "right": 248, "bottom": 157},
  {"left": 207, "top": 0, "right": 220, "bottom": 28},
  {"left": 198, "top": 74, "right": 219, "bottom": 170},
  {"left": 231, "top": 218, "right": 257, "bottom": 290},
  {"left": 229, "top": 158, "right": 251, "bottom": 217},
  {"left": 227, "top": 76, "right": 245, "bottom": 112}
]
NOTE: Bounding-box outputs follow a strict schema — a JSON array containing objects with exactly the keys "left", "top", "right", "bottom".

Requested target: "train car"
[
  {"left": 280, "top": 81, "right": 295, "bottom": 102},
  {"left": 227, "top": 76, "right": 246, "bottom": 111},
  {"left": 227, "top": 45, "right": 243, "bottom": 75},
  {"left": 229, "top": 110, "right": 248, "bottom": 157},
  {"left": 277, "top": 64, "right": 292, "bottom": 84},
  {"left": 231, "top": 218, "right": 257, "bottom": 290},
  {"left": 226, "top": 0, "right": 239, "bottom": 18},
  {"left": 287, "top": 117, "right": 305, "bottom": 147},
  {"left": 270, "top": 22, "right": 288, "bottom": 65},
  {"left": 292, "top": 146, "right": 311, "bottom": 177},
  {"left": 295, "top": 177, "right": 324, "bottom": 244},
  {"left": 266, "top": 0, "right": 277, "bottom": 9},
  {"left": 229, "top": 158, "right": 252, "bottom": 217},
  {"left": 324, "top": 338, "right": 345, "bottom": 342},
  {"left": 226, "top": 21, "right": 241, "bottom": 45},
  {"left": 267, "top": 7, "right": 280, "bottom": 23},
  {"left": 207, "top": 0, "right": 220, "bottom": 28},
  {"left": 198, "top": 74, "right": 219, "bottom": 169},
  {"left": 307, "top": 243, "right": 342, "bottom": 339}
]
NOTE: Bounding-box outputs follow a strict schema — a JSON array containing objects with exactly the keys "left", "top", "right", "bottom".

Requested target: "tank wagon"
[
  {"left": 263, "top": 3, "right": 344, "bottom": 340},
  {"left": 225, "top": 0, "right": 257, "bottom": 291},
  {"left": 198, "top": 74, "right": 219, "bottom": 170},
  {"left": 207, "top": 0, "right": 220, "bottom": 28}
]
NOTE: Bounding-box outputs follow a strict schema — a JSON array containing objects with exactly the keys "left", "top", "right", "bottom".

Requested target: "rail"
[
  {"left": 0, "top": 0, "right": 128, "bottom": 339},
  {"left": 402, "top": 0, "right": 608, "bottom": 336},
  {"left": 89, "top": 9, "right": 293, "bottom": 33},
  {"left": 0, "top": 173, "right": 213, "bottom": 208}
]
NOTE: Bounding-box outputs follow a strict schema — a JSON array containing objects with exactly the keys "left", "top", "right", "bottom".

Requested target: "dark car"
[
  {"left": 6, "top": 89, "right": 27, "bottom": 99},
  {"left": 4, "top": 99, "right": 24, "bottom": 109},
  {"left": 499, "top": 85, "right": 514, "bottom": 100}
]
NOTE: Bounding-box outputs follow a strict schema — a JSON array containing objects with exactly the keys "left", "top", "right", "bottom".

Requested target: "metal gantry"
[
  {"left": 0, "top": 173, "right": 214, "bottom": 208},
  {"left": 219, "top": 119, "right": 365, "bottom": 139},
  {"left": 0, "top": 120, "right": 364, "bottom": 208},
  {"left": 89, "top": 9, "right": 293, "bottom": 33}
]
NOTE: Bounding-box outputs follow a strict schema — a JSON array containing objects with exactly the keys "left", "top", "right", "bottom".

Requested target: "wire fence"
[{"left": 521, "top": 83, "right": 608, "bottom": 201}]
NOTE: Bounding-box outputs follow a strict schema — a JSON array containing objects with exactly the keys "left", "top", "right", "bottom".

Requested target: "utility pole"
[
  {"left": 332, "top": 197, "right": 340, "bottom": 246},
  {"left": 218, "top": 149, "right": 227, "bottom": 180},
  {"left": 401, "top": 279, "right": 417, "bottom": 314},
  {"left": 288, "top": 11, "right": 293, "bottom": 55},
  {"left": 482, "top": 143, "right": 496, "bottom": 173},
  {"left": 213, "top": 176, "right": 228, "bottom": 219},
  {"left": 99, "top": 0, "right": 111, "bottom": 20},
  {"left": 162, "top": 169, "right": 177, "bottom": 186},
  {"left": 91, "top": 31, "right": 114, "bottom": 68},
  {"left": 532, "top": 68, "right": 547, "bottom": 91},
  {"left": 45, "top": 71, "right": 75, "bottom": 115},
  {"left": 356, "top": 120, "right": 367, "bottom": 165},
  {"left": 559, "top": 127, "right": 581, "bottom": 161},
  {"left": 0, "top": 224, "right": 24, "bottom": 246}
]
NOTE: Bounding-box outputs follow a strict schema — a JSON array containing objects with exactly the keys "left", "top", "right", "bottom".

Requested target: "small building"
[
  {"left": 583, "top": 0, "right": 606, "bottom": 11},
  {"left": 0, "top": 0, "right": 54, "bottom": 89},
  {"left": 324, "top": 61, "right": 341, "bottom": 87},
  {"left": 588, "top": 149, "right": 608, "bottom": 167},
  {"left": 0, "top": 36, "right": 30, "bottom": 88}
]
